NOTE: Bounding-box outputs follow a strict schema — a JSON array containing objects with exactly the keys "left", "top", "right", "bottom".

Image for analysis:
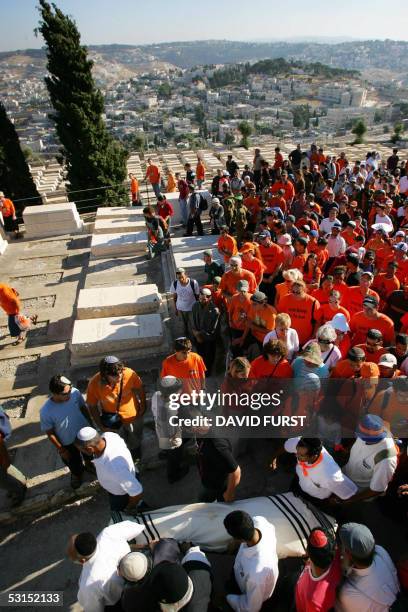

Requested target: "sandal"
[{"left": 13, "top": 337, "right": 25, "bottom": 345}]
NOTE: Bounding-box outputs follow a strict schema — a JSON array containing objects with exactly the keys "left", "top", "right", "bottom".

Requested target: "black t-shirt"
[
  {"left": 346, "top": 271, "right": 361, "bottom": 287},
  {"left": 290, "top": 149, "right": 302, "bottom": 166},
  {"left": 197, "top": 437, "right": 238, "bottom": 490},
  {"left": 384, "top": 290, "right": 407, "bottom": 328}
]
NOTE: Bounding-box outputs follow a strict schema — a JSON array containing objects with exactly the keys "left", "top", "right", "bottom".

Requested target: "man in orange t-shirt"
[
  {"left": 243, "top": 190, "right": 261, "bottom": 231},
  {"left": 86, "top": 356, "right": 146, "bottom": 456},
  {"left": 258, "top": 230, "right": 285, "bottom": 304},
  {"left": 349, "top": 296, "right": 395, "bottom": 346},
  {"left": 331, "top": 347, "right": 379, "bottom": 379},
  {"left": 372, "top": 262, "right": 400, "bottom": 303},
  {"left": 217, "top": 226, "right": 238, "bottom": 263},
  {"left": 270, "top": 171, "right": 295, "bottom": 206},
  {"left": 219, "top": 257, "right": 257, "bottom": 301},
  {"left": 243, "top": 291, "right": 276, "bottom": 346},
  {"left": 344, "top": 272, "right": 380, "bottom": 317},
  {"left": 145, "top": 158, "right": 161, "bottom": 198},
  {"left": 128, "top": 173, "right": 140, "bottom": 205},
  {"left": 227, "top": 279, "right": 253, "bottom": 356},
  {"left": 278, "top": 281, "right": 320, "bottom": 345},
  {"left": 196, "top": 158, "right": 206, "bottom": 189},
  {"left": 0, "top": 191, "right": 18, "bottom": 236},
  {"left": 161, "top": 337, "right": 206, "bottom": 395},
  {"left": 239, "top": 243, "right": 265, "bottom": 286},
  {"left": 354, "top": 329, "right": 387, "bottom": 365}
]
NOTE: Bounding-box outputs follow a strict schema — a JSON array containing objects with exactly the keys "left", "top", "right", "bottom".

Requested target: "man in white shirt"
[
  {"left": 336, "top": 522, "right": 399, "bottom": 611},
  {"left": 284, "top": 437, "right": 357, "bottom": 506},
  {"left": 170, "top": 267, "right": 200, "bottom": 339},
  {"left": 76, "top": 427, "right": 143, "bottom": 512},
  {"left": 327, "top": 223, "right": 347, "bottom": 258},
  {"left": 342, "top": 414, "right": 398, "bottom": 505},
  {"left": 223, "top": 510, "right": 279, "bottom": 612},
  {"left": 68, "top": 520, "right": 145, "bottom": 612},
  {"left": 319, "top": 208, "right": 340, "bottom": 236}
]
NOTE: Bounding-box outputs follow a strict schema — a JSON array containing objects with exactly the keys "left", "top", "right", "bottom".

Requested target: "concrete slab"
[
  {"left": 23, "top": 202, "right": 83, "bottom": 239},
  {"left": 90, "top": 232, "right": 147, "bottom": 259},
  {"left": 95, "top": 206, "right": 144, "bottom": 219},
  {"left": 77, "top": 284, "right": 162, "bottom": 319},
  {"left": 171, "top": 234, "right": 218, "bottom": 253},
  {"left": 70, "top": 313, "right": 164, "bottom": 363},
  {"left": 165, "top": 190, "right": 211, "bottom": 224},
  {"left": 172, "top": 248, "right": 218, "bottom": 282},
  {"left": 94, "top": 217, "right": 146, "bottom": 234}
]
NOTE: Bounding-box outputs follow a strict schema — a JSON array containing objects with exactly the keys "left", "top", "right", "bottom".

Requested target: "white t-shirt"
[
  {"left": 93, "top": 432, "right": 143, "bottom": 497},
  {"left": 327, "top": 235, "right": 346, "bottom": 258},
  {"left": 399, "top": 175, "right": 408, "bottom": 195},
  {"left": 78, "top": 521, "right": 145, "bottom": 612},
  {"left": 263, "top": 328, "right": 299, "bottom": 361},
  {"left": 343, "top": 436, "right": 398, "bottom": 492},
  {"left": 319, "top": 218, "right": 338, "bottom": 235},
  {"left": 170, "top": 278, "right": 199, "bottom": 312},
  {"left": 227, "top": 516, "right": 279, "bottom": 612},
  {"left": 335, "top": 545, "right": 399, "bottom": 612},
  {"left": 285, "top": 437, "right": 357, "bottom": 500}
]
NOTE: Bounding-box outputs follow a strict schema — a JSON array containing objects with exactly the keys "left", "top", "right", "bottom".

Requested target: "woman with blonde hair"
[
  {"left": 274, "top": 268, "right": 303, "bottom": 310},
  {"left": 263, "top": 313, "right": 299, "bottom": 361}
]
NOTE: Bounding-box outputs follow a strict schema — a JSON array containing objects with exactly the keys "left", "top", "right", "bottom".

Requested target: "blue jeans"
[
  {"left": 151, "top": 182, "right": 161, "bottom": 198},
  {"left": 179, "top": 198, "right": 188, "bottom": 225}
]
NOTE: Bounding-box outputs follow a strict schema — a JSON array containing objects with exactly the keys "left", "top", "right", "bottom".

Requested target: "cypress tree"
[
  {"left": 0, "top": 102, "right": 42, "bottom": 214},
  {"left": 37, "top": 1, "right": 128, "bottom": 209}
]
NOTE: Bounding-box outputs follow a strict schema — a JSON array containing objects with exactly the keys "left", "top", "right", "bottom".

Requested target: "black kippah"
[{"left": 75, "top": 533, "right": 97, "bottom": 557}]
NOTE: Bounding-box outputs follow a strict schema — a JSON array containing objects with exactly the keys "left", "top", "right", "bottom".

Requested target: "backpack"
[
  {"left": 173, "top": 279, "right": 199, "bottom": 300},
  {"left": 198, "top": 194, "right": 208, "bottom": 211},
  {"left": 0, "top": 407, "right": 12, "bottom": 441}
]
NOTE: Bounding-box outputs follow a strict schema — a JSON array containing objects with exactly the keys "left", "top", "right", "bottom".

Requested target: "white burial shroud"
[{"left": 112, "top": 493, "right": 336, "bottom": 558}]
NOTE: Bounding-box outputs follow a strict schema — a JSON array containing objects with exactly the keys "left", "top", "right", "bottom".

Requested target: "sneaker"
[{"left": 70, "top": 473, "right": 82, "bottom": 490}]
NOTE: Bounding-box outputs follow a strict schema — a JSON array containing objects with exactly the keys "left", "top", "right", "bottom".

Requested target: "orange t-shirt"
[
  {"left": 344, "top": 287, "right": 380, "bottom": 317},
  {"left": 146, "top": 164, "right": 160, "bottom": 184},
  {"left": 0, "top": 198, "right": 15, "bottom": 217},
  {"left": 372, "top": 274, "right": 400, "bottom": 300},
  {"left": 167, "top": 173, "right": 177, "bottom": 192},
  {"left": 247, "top": 303, "right": 276, "bottom": 342},
  {"left": 249, "top": 356, "right": 293, "bottom": 378},
  {"left": 130, "top": 177, "right": 139, "bottom": 194},
  {"left": 396, "top": 259, "right": 408, "bottom": 284},
  {"left": 277, "top": 294, "right": 320, "bottom": 344},
  {"left": 274, "top": 282, "right": 292, "bottom": 309},
  {"left": 196, "top": 162, "right": 205, "bottom": 180},
  {"left": 241, "top": 257, "right": 265, "bottom": 286},
  {"left": 218, "top": 235, "right": 238, "bottom": 262},
  {"left": 243, "top": 196, "right": 261, "bottom": 223},
  {"left": 270, "top": 180, "right": 295, "bottom": 203},
  {"left": 161, "top": 352, "right": 206, "bottom": 394},
  {"left": 341, "top": 230, "right": 358, "bottom": 247},
  {"left": 0, "top": 284, "right": 20, "bottom": 315},
  {"left": 228, "top": 293, "right": 252, "bottom": 331},
  {"left": 331, "top": 359, "right": 379, "bottom": 379},
  {"left": 350, "top": 312, "right": 395, "bottom": 346},
  {"left": 220, "top": 269, "right": 257, "bottom": 298},
  {"left": 311, "top": 287, "right": 331, "bottom": 306},
  {"left": 291, "top": 253, "right": 308, "bottom": 273},
  {"left": 315, "top": 248, "right": 329, "bottom": 270},
  {"left": 316, "top": 304, "right": 350, "bottom": 325},
  {"left": 86, "top": 368, "right": 143, "bottom": 423},
  {"left": 258, "top": 243, "right": 284, "bottom": 275}
]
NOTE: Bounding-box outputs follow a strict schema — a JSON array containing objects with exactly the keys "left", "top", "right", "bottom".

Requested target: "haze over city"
[{"left": 1, "top": 0, "right": 408, "bottom": 52}]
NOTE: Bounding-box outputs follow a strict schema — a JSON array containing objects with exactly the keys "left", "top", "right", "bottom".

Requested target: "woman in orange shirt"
[
  {"left": 316, "top": 290, "right": 350, "bottom": 325},
  {"left": 0, "top": 283, "right": 37, "bottom": 344},
  {"left": 166, "top": 169, "right": 177, "bottom": 192},
  {"left": 278, "top": 280, "right": 320, "bottom": 345},
  {"left": 274, "top": 268, "right": 303, "bottom": 310},
  {"left": 303, "top": 253, "right": 322, "bottom": 292},
  {"left": 249, "top": 339, "right": 293, "bottom": 379}
]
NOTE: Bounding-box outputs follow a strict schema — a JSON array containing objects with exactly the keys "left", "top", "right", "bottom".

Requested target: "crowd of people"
[{"left": 1, "top": 143, "right": 408, "bottom": 610}]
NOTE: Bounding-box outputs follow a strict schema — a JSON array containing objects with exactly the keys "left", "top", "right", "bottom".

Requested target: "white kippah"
[
  {"left": 160, "top": 376, "right": 179, "bottom": 388},
  {"left": 77, "top": 427, "right": 97, "bottom": 442},
  {"left": 119, "top": 552, "right": 149, "bottom": 582}
]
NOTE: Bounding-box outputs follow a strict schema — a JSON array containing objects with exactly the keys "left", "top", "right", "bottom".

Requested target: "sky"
[{"left": 1, "top": 0, "right": 408, "bottom": 52}]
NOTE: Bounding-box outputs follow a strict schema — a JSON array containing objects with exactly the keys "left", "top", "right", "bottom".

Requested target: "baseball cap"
[
  {"left": 394, "top": 243, "right": 408, "bottom": 253},
  {"left": 355, "top": 414, "right": 387, "bottom": 443},
  {"left": 251, "top": 291, "right": 267, "bottom": 303},
  {"left": 361, "top": 271, "right": 374, "bottom": 279},
  {"left": 363, "top": 295, "right": 379, "bottom": 308},
  {"left": 239, "top": 242, "right": 255, "bottom": 254},
  {"left": 213, "top": 276, "right": 222, "bottom": 284},
  {"left": 203, "top": 250, "right": 212, "bottom": 257},
  {"left": 176, "top": 268, "right": 186, "bottom": 274},
  {"left": 310, "top": 229, "right": 318, "bottom": 238},
  {"left": 347, "top": 221, "right": 356, "bottom": 228},
  {"left": 287, "top": 215, "right": 296, "bottom": 223},
  {"left": 395, "top": 230, "right": 405, "bottom": 237},
  {"left": 278, "top": 233, "right": 292, "bottom": 246},
  {"left": 339, "top": 523, "right": 375, "bottom": 559},
  {"left": 378, "top": 353, "right": 397, "bottom": 368},
  {"left": 200, "top": 287, "right": 212, "bottom": 296},
  {"left": 330, "top": 313, "right": 350, "bottom": 332},
  {"left": 101, "top": 355, "right": 120, "bottom": 365},
  {"left": 258, "top": 230, "right": 271, "bottom": 239},
  {"left": 237, "top": 279, "right": 249, "bottom": 291},
  {"left": 119, "top": 552, "right": 149, "bottom": 582},
  {"left": 301, "top": 224, "right": 311, "bottom": 233},
  {"left": 229, "top": 256, "right": 242, "bottom": 266},
  {"left": 212, "top": 197, "right": 220, "bottom": 204},
  {"left": 332, "top": 221, "right": 342, "bottom": 229}
]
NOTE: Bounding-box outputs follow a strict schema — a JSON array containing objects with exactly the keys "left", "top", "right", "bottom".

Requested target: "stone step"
[
  {"left": 23, "top": 202, "right": 83, "bottom": 239},
  {"left": 95, "top": 206, "right": 144, "bottom": 219},
  {"left": 170, "top": 234, "right": 218, "bottom": 253},
  {"left": 77, "top": 284, "right": 162, "bottom": 319},
  {"left": 90, "top": 232, "right": 147, "bottom": 259},
  {"left": 70, "top": 313, "right": 165, "bottom": 365},
  {"left": 94, "top": 217, "right": 146, "bottom": 234}
]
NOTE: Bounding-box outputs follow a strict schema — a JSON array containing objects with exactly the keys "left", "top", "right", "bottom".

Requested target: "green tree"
[
  {"left": 374, "top": 110, "right": 383, "bottom": 124},
  {"left": 0, "top": 102, "right": 41, "bottom": 214},
  {"left": 37, "top": 1, "right": 128, "bottom": 209},
  {"left": 238, "top": 121, "right": 252, "bottom": 149},
  {"left": 158, "top": 83, "right": 172, "bottom": 99},
  {"left": 391, "top": 122, "right": 404, "bottom": 144},
  {"left": 351, "top": 118, "right": 367, "bottom": 144}
]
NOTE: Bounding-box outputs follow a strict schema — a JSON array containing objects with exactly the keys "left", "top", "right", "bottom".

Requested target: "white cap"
[
  {"left": 378, "top": 353, "right": 397, "bottom": 367},
  {"left": 229, "top": 256, "right": 242, "bottom": 265},
  {"left": 119, "top": 552, "right": 149, "bottom": 582},
  {"left": 330, "top": 313, "right": 350, "bottom": 333},
  {"left": 77, "top": 427, "right": 97, "bottom": 442}
]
